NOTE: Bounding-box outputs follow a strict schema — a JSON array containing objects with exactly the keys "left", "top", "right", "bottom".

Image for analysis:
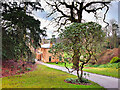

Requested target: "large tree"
[
  {"left": 105, "top": 19, "right": 119, "bottom": 49},
  {"left": 46, "top": 1, "right": 110, "bottom": 30},
  {"left": 49, "top": 22, "right": 105, "bottom": 82},
  {"left": 46, "top": 1, "right": 110, "bottom": 69},
  {"left": 110, "top": 19, "right": 119, "bottom": 48},
  {"left": 2, "top": 2, "right": 46, "bottom": 60}
]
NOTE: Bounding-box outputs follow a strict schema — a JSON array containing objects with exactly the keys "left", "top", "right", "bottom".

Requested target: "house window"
[{"left": 49, "top": 56, "right": 51, "bottom": 62}]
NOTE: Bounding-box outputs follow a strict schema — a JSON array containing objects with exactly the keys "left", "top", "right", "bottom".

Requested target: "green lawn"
[
  {"left": 83, "top": 68, "right": 119, "bottom": 78},
  {"left": 0, "top": 78, "right": 2, "bottom": 90},
  {"left": 47, "top": 62, "right": 119, "bottom": 78},
  {"left": 2, "top": 64, "right": 104, "bottom": 88},
  {"left": 83, "top": 63, "right": 119, "bottom": 78},
  {"left": 47, "top": 62, "right": 73, "bottom": 68}
]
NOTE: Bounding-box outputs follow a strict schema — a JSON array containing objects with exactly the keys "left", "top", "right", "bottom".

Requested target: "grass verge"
[
  {"left": 83, "top": 68, "right": 119, "bottom": 78},
  {"left": 47, "top": 62, "right": 119, "bottom": 78},
  {"left": 2, "top": 64, "right": 104, "bottom": 88},
  {"left": 47, "top": 62, "right": 73, "bottom": 68}
]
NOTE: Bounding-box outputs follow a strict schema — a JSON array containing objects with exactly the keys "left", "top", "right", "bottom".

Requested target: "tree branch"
[
  {"left": 83, "top": 2, "right": 110, "bottom": 10},
  {"left": 103, "top": 4, "right": 109, "bottom": 28},
  {"left": 64, "top": 62, "right": 76, "bottom": 73},
  {"left": 46, "top": 1, "right": 111, "bottom": 30}
]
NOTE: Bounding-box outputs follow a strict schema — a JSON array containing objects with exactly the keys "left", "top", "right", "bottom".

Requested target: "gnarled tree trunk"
[{"left": 72, "top": 49, "right": 80, "bottom": 80}]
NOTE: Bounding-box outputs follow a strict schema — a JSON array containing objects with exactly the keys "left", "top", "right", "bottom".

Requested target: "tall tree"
[
  {"left": 49, "top": 22, "right": 105, "bottom": 82},
  {"left": 110, "top": 19, "right": 119, "bottom": 48},
  {"left": 46, "top": 1, "right": 110, "bottom": 30},
  {"left": 106, "top": 19, "right": 119, "bottom": 49},
  {"left": 2, "top": 2, "right": 46, "bottom": 60},
  {"left": 46, "top": 1, "right": 110, "bottom": 68}
]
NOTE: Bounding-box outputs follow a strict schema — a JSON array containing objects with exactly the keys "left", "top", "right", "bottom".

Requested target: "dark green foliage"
[
  {"left": 49, "top": 22, "right": 105, "bottom": 82},
  {"left": 17, "top": 70, "right": 21, "bottom": 73},
  {"left": 80, "top": 78, "right": 90, "bottom": 83},
  {"left": 50, "top": 35, "right": 56, "bottom": 43},
  {"left": 17, "top": 66, "right": 21, "bottom": 69},
  {"left": 2, "top": 2, "right": 46, "bottom": 61},
  {"left": 32, "top": 61, "right": 36, "bottom": 64},
  {"left": 29, "top": 53, "right": 36, "bottom": 62},
  {"left": 110, "top": 57, "right": 120, "bottom": 63},
  {"left": 65, "top": 78, "right": 73, "bottom": 82},
  {"left": 25, "top": 67, "right": 31, "bottom": 71},
  {"left": 65, "top": 78, "right": 90, "bottom": 83},
  {"left": 11, "top": 66, "right": 14, "bottom": 69},
  {"left": 20, "top": 69, "right": 23, "bottom": 72},
  {"left": 5, "top": 70, "right": 9, "bottom": 73},
  {"left": 116, "top": 62, "right": 120, "bottom": 69}
]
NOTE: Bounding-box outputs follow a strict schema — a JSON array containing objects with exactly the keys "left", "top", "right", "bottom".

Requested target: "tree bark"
[
  {"left": 77, "top": 69, "right": 80, "bottom": 81},
  {"left": 72, "top": 49, "right": 80, "bottom": 70},
  {"left": 46, "top": 2, "right": 110, "bottom": 30},
  {"left": 79, "top": 63, "right": 84, "bottom": 81},
  {"left": 77, "top": 2, "right": 83, "bottom": 23}
]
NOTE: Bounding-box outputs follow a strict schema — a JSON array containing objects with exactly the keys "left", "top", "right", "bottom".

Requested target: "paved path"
[{"left": 36, "top": 60, "right": 119, "bottom": 89}]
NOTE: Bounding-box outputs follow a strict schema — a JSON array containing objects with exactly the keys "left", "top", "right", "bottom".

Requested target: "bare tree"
[
  {"left": 46, "top": 1, "right": 111, "bottom": 67},
  {"left": 46, "top": 1, "right": 111, "bottom": 30},
  {"left": 106, "top": 19, "right": 119, "bottom": 48}
]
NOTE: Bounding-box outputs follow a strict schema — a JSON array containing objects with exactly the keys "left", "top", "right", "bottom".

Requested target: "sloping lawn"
[
  {"left": 0, "top": 78, "right": 2, "bottom": 89},
  {"left": 83, "top": 68, "right": 119, "bottom": 78},
  {"left": 47, "top": 62, "right": 73, "bottom": 68},
  {"left": 2, "top": 64, "right": 104, "bottom": 88},
  {"left": 83, "top": 63, "right": 119, "bottom": 78},
  {"left": 47, "top": 62, "right": 119, "bottom": 78}
]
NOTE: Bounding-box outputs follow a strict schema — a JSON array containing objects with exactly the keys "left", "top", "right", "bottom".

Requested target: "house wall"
[
  {"left": 36, "top": 53, "right": 41, "bottom": 60},
  {"left": 41, "top": 48, "right": 60, "bottom": 62},
  {"left": 36, "top": 48, "right": 64, "bottom": 62}
]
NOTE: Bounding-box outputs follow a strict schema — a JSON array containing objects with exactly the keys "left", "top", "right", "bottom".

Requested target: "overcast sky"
[
  {"left": 33, "top": 1, "right": 119, "bottom": 39},
  {"left": 118, "top": 2, "right": 120, "bottom": 37}
]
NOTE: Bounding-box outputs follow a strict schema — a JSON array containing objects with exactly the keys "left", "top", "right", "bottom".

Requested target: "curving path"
[{"left": 35, "top": 60, "right": 119, "bottom": 89}]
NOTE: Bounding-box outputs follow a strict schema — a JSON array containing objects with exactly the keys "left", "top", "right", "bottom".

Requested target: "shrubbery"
[
  {"left": 65, "top": 78, "right": 90, "bottom": 84},
  {"left": 25, "top": 67, "right": 31, "bottom": 71},
  {"left": 110, "top": 57, "right": 120, "bottom": 63},
  {"left": 96, "top": 48, "right": 119, "bottom": 64},
  {"left": 2, "top": 60, "right": 35, "bottom": 77},
  {"left": 116, "top": 63, "right": 120, "bottom": 69}
]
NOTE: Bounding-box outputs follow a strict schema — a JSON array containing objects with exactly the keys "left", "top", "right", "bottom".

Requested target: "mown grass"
[
  {"left": 0, "top": 78, "right": 2, "bottom": 90},
  {"left": 85, "top": 62, "right": 120, "bottom": 69},
  {"left": 83, "top": 68, "right": 119, "bottom": 78},
  {"left": 47, "top": 62, "right": 119, "bottom": 78},
  {"left": 2, "top": 64, "right": 104, "bottom": 88},
  {"left": 83, "top": 63, "right": 119, "bottom": 78},
  {"left": 47, "top": 62, "right": 73, "bottom": 68}
]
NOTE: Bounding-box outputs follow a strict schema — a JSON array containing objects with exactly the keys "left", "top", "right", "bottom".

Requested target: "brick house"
[{"left": 36, "top": 43, "right": 63, "bottom": 62}]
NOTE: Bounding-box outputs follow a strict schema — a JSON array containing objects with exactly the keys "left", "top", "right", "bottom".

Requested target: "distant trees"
[
  {"left": 49, "top": 22, "right": 105, "bottom": 82},
  {"left": 112, "top": 23, "right": 119, "bottom": 48},
  {"left": 50, "top": 35, "right": 56, "bottom": 44},
  {"left": 105, "top": 19, "right": 119, "bottom": 49},
  {"left": 2, "top": 2, "right": 46, "bottom": 60}
]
